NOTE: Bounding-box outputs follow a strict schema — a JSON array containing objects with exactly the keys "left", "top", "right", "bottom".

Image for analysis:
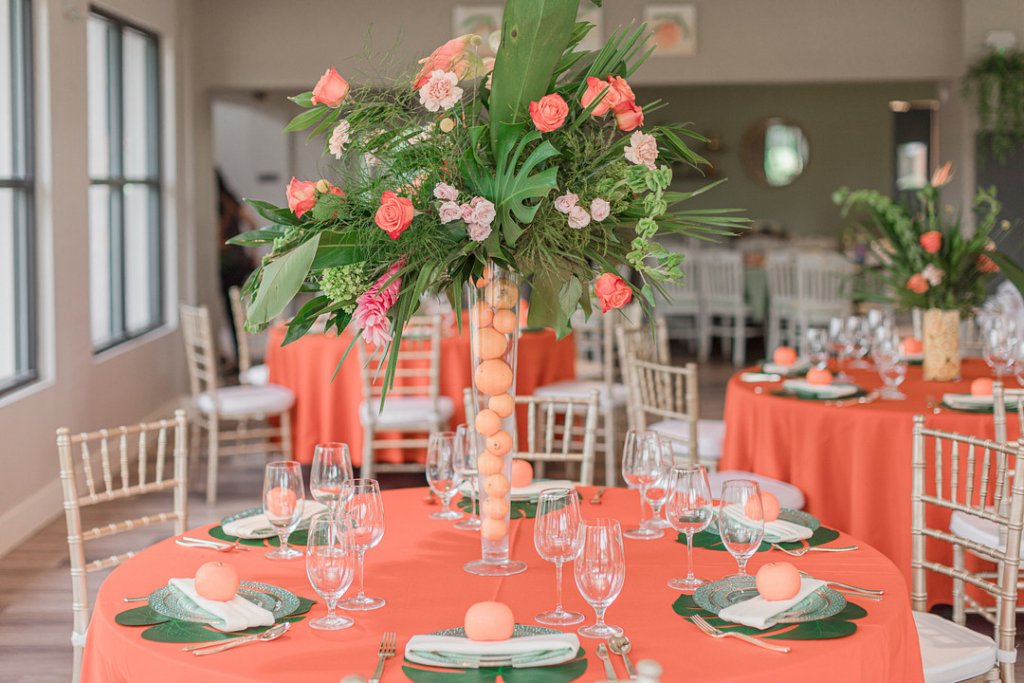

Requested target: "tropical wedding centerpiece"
[
  {"left": 834, "top": 163, "right": 1024, "bottom": 381},
  {"left": 231, "top": 0, "right": 744, "bottom": 575}
]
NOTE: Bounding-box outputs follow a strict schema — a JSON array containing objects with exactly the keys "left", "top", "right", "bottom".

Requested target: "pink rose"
[
  {"left": 568, "top": 205, "right": 591, "bottom": 230},
  {"left": 413, "top": 35, "right": 475, "bottom": 90},
  {"left": 469, "top": 196, "right": 496, "bottom": 226},
  {"left": 433, "top": 182, "right": 459, "bottom": 202},
  {"left": 922, "top": 264, "right": 945, "bottom": 286},
  {"left": 594, "top": 273, "right": 633, "bottom": 313},
  {"left": 286, "top": 177, "right": 317, "bottom": 218},
  {"left": 460, "top": 203, "right": 474, "bottom": 223},
  {"left": 906, "top": 274, "right": 929, "bottom": 294},
  {"left": 624, "top": 131, "right": 659, "bottom": 169},
  {"left": 529, "top": 93, "right": 569, "bottom": 133},
  {"left": 614, "top": 102, "right": 644, "bottom": 132},
  {"left": 467, "top": 222, "right": 492, "bottom": 242},
  {"left": 554, "top": 192, "right": 578, "bottom": 214},
  {"left": 919, "top": 230, "right": 942, "bottom": 254},
  {"left": 374, "top": 191, "right": 415, "bottom": 240},
  {"left": 438, "top": 201, "right": 462, "bottom": 224},
  {"left": 590, "top": 198, "right": 611, "bottom": 222},
  {"left": 580, "top": 77, "right": 619, "bottom": 116},
  {"left": 310, "top": 67, "right": 350, "bottom": 108}
]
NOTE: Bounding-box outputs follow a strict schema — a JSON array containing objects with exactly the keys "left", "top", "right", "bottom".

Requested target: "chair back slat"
[
  {"left": 698, "top": 250, "right": 744, "bottom": 305},
  {"left": 765, "top": 249, "right": 797, "bottom": 305},
  {"left": 180, "top": 304, "right": 218, "bottom": 398},
  {"left": 627, "top": 356, "right": 701, "bottom": 463},
  {"left": 359, "top": 316, "right": 441, "bottom": 403},
  {"left": 99, "top": 433, "right": 113, "bottom": 496}
]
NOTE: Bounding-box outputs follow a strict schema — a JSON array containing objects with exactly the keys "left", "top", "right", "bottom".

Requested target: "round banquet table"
[
  {"left": 264, "top": 324, "right": 576, "bottom": 466},
  {"left": 720, "top": 358, "right": 1022, "bottom": 602},
  {"left": 81, "top": 487, "right": 924, "bottom": 682}
]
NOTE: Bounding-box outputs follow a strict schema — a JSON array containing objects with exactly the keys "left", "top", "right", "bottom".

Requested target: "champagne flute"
[
  {"left": 452, "top": 424, "right": 481, "bottom": 530},
  {"left": 718, "top": 480, "right": 764, "bottom": 576},
  {"left": 310, "top": 442, "right": 353, "bottom": 517},
  {"left": 533, "top": 488, "right": 584, "bottom": 626},
  {"left": 305, "top": 512, "right": 356, "bottom": 630},
  {"left": 665, "top": 465, "right": 713, "bottom": 591},
  {"left": 621, "top": 431, "right": 666, "bottom": 540},
  {"left": 339, "top": 479, "right": 386, "bottom": 611},
  {"left": 262, "top": 461, "right": 305, "bottom": 560},
  {"left": 574, "top": 518, "right": 625, "bottom": 639},
  {"left": 426, "top": 432, "right": 463, "bottom": 521}
]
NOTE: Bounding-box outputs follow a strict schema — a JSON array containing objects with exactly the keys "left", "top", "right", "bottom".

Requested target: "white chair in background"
[
  {"left": 180, "top": 304, "right": 294, "bottom": 504},
  {"left": 57, "top": 411, "right": 188, "bottom": 682},
  {"left": 912, "top": 415, "right": 1024, "bottom": 682},
  {"left": 358, "top": 315, "right": 452, "bottom": 479},
  {"left": 656, "top": 248, "right": 701, "bottom": 349},
  {"left": 794, "top": 252, "right": 854, "bottom": 338},
  {"left": 464, "top": 388, "right": 601, "bottom": 486},
  {"left": 615, "top": 318, "right": 669, "bottom": 433},
  {"left": 697, "top": 249, "right": 760, "bottom": 367},
  {"left": 228, "top": 286, "right": 269, "bottom": 386},
  {"left": 625, "top": 354, "right": 805, "bottom": 509},
  {"left": 764, "top": 249, "right": 798, "bottom": 351}
]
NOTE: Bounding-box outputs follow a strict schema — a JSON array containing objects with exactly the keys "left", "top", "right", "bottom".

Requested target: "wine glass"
[
  {"left": 310, "top": 442, "right": 353, "bottom": 517},
  {"left": 426, "top": 432, "right": 463, "bottom": 521},
  {"left": 665, "top": 465, "right": 713, "bottom": 592},
  {"left": 574, "top": 518, "right": 626, "bottom": 639},
  {"left": 262, "top": 461, "right": 305, "bottom": 560},
  {"left": 872, "top": 335, "right": 908, "bottom": 400},
  {"left": 452, "top": 424, "right": 481, "bottom": 531},
  {"left": 847, "top": 316, "right": 871, "bottom": 369},
  {"left": 984, "top": 320, "right": 1018, "bottom": 379},
  {"left": 718, "top": 480, "right": 764, "bottom": 576},
  {"left": 643, "top": 438, "right": 673, "bottom": 530},
  {"left": 621, "top": 431, "right": 667, "bottom": 540},
  {"left": 805, "top": 327, "right": 830, "bottom": 370},
  {"left": 830, "top": 317, "right": 854, "bottom": 382},
  {"left": 305, "top": 512, "right": 356, "bottom": 630},
  {"left": 533, "top": 488, "right": 584, "bottom": 625},
  {"left": 339, "top": 479, "right": 386, "bottom": 611}
]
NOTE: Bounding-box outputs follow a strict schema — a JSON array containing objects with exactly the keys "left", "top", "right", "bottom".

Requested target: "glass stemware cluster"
[
  {"left": 621, "top": 430, "right": 673, "bottom": 540},
  {"left": 983, "top": 317, "right": 1019, "bottom": 380}
]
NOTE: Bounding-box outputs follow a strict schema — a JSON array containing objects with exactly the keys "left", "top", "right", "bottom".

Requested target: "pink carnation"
[
  {"left": 469, "top": 196, "right": 496, "bottom": 226},
  {"left": 467, "top": 223, "right": 492, "bottom": 242},
  {"left": 352, "top": 260, "right": 404, "bottom": 347},
  {"left": 624, "top": 131, "right": 659, "bottom": 169},
  {"left": 433, "top": 182, "right": 459, "bottom": 202},
  {"left": 438, "top": 201, "right": 462, "bottom": 224},
  {"left": 590, "top": 198, "right": 610, "bottom": 222},
  {"left": 554, "top": 192, "right": 578, "bottom": 214}
]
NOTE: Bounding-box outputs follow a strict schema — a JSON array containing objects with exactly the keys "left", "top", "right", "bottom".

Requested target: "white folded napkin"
[
  {"left": 740, "top": 372, "right": 782, "bottom": 383},
  {"left": 168, "top": 578, "right": 275, "bottom": 632},
  {"left": 404, "top": 632, "right": 580, "bottom": 668},
  {"left": 781, "top": 379, "right": 858, "bottom": 399},
  {"left": 763, "top": 359, "right": 811, "bottom": 375},
  {"left": 460, "top": 480, "right": 576, "bottom": 501},
  {"left": 718, "top": 578, "right": 828, "bottom": 629},
  {"left": 221, "top": 501, "right": 327, "bottom": 539},
  {"left": 719, "top": 504, "right": 813, "bottom": 543},
  {"left": 943, "top": 391, "right": 1024, "bottom": 409}
]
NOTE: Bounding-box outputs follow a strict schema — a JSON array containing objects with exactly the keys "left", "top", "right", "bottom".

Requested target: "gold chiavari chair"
[{"left": 57, "top": 411, "right": 188, "bottom": 682}]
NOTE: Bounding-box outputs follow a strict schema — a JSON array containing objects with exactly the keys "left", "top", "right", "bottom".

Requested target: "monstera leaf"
[
  {"left": 672, "top": 594, "right": 867, "bottom": 641},
  {"left": 492, "top": 123, "right": 560, "bottom": 246}
]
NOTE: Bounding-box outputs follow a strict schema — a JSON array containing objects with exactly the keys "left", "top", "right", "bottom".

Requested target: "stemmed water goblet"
[
  {"left": 847, "top": 315, "right": 871, "bottom": 369},
  {"left": 621, "top": 431, "right": 669, "bottom": 540},
  {"left": 533, "top": 488, "right": 584, "bottom": 626},
  {"left": 339, "top": 478, "right": 386, "bottom": 611},
  {"left": 452, "top": 424, "right": 481, "bottom": 530},
  {"left": 643, "top": 438, "right": 674, "bottom": 530},
  {"left": 665, "top": 465, "right": 713, "bottom": 592},
  {"left": 426, "top": 432, "right": 463, "bottom": 521},
  {"left": 263, "top": 461, "right": 305, "bottom": 560},
  {"left": 305, "top": 512, "right": 356, "bottom": 630},
  {"left": 830, "top": 317, "right": 855, "bottom": 382},
  {"left": 574, "top": 518, "right": 626, "bottom": 639},
  {"left": 805, "top": 327, "right": 830, "bottom": 370},
  {"left": 871, "top": 334, "right": 908, "bottom": 400},
  {"left": 310, "top": 442, "right": 353, "bottom": 518},
  {"left": 984, "top": 319, "right": 1018, "bottom": 379},
  {"left": 718, "top": 480, "right": 765, "bottom": 576}
]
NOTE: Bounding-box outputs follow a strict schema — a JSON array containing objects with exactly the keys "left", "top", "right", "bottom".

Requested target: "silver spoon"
[
  {"left": 607, "top": 635, "right": 637, "bottom": 678},
  {"left": 595, "top": 643, "right": 618, "bottom": 681},
  {"left": 190, "top": 621, "right": 291, "bottom": 656}
]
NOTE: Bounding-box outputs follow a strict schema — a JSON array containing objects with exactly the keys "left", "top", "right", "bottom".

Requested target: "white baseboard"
[{"left": 0, "top": 394, "right": 190, "bottom": 560}]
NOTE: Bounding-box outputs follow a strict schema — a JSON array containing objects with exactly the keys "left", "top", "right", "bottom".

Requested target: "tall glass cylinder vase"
[
  {"left": 463, "top": 263, "right": 527, "bottom": 577},
  {"left": 922, "top": 308, "right": 961, "bottom": 381}
]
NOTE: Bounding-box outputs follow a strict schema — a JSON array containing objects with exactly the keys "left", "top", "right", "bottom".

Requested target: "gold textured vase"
[{"left": 922, "top": 308, "right": 961, "bottom": 382}]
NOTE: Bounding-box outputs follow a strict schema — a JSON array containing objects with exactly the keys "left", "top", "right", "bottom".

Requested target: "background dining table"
[
  {"left": 81, "top": 486, "right": 923, "bottom": 682},
  {"left": 264, "top": 322, "right": 576, "bottom": 466},
  {"left": 720, "top": 357, "right": 1022, "bottom": 604}
]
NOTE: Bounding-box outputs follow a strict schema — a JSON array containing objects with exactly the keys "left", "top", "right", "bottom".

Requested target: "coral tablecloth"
[
  {"left": 81, "top": 487, "right": 923, "bottom": 682},
  {"left": 265, "top": 325, "right": 576, "bottom": 466},
  {"left": 720, "top": 358, "right": 1021, "bottom": 600}
]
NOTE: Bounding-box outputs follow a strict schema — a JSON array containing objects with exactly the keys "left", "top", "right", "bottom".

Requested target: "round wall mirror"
[{"left": 741, "top": 118, "right": 809, "bottom": 187}]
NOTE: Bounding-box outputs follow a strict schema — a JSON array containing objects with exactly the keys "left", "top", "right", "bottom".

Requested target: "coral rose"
[
  {"left": 375, "top": 191, "right": 415, "bottom": 240},
  {"left": 978, "top": 254, "right": 1000, "bottom": 273},
  {"left": 594, "top": 273, "right": 633, "bottom": 313},
  {"left": 580, "top": 77, "right": 618, "bottom": 116},
  {"left": 413, "top": 35, "right": 475, "bottom": 90},
  {"left": 286, "top": 177, "right": 317, "bottom": 218},
  {"left": 919, "top": 230, "right": 942, "bottom": 254},
  {"left": 614, "top": 102, "right": 644, "bottom": 132},
  {"left": 310, "top": 67, "right": 350, "bottom": 108},
  {"left": 906, "top": 273, "right": 930, "bottom": 294},
  {"left": 529, "top": 93, "right": 569, "bottom": 133}
]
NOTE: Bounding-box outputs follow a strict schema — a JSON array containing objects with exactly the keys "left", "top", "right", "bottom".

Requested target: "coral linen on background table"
[
  {"left": 81, "top": 487, "right": 923, "bottom": 683},
  {"left": 264, "top": 324, "right": 576, "bottom": 466},
  {"left": 720, "top": 358, "right": 1021, "bottom": 602}
]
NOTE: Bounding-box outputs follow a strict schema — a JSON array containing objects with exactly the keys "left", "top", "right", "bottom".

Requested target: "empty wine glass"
[
  {"left": 310, "top": 442, "right": 353, "bottom": 517},
  {"left": 426, "top": 432, "right": 463, "bottom": 521},
  {"left": 305, "top": 512, "right": 356, "bottom": 630},
  {"left": 533, "top": 488, "right": 584, "bottom": 626},
  {"left": 621, "top": 431, "right": 668, "bottom": 540},
  {"left": 665, "top": 465, "right": 713, "bottom": 592},
  {"left": 718, "top": 480, "right": 764, "bottom": 576},
  {"left": 263, "top": 461, "right": 305, "bottom": 560},
  {"left": 830, "top": 317, "right": 854, "bottom": 382},
  {"left": 984, "top": 320, "right": 1018, "bottom": 379},
  {"left": 452, "top": 424, "right": 481, "bottom": 530},
  {"left": 643, "top": 437, "right": 673, "bottom": 530},
  {"left": 872, "top": 335, "right": 907, "bottom": 400},
  {"left": 847, "top": 316, "right": 871, "bottom": 369},
  {"left": 339, "top": 479, "right": 386, "bottom": 611},
  {"left": 805, "top": 327, "right": 830, "bottom": 370},
  {"left": 574, "top": 518, "right": 625, "bottom": 639}
]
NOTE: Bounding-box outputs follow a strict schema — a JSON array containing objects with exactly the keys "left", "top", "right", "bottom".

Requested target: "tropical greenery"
[{"left": 963, "top": 48, "right": 1024, "bottom": 163}]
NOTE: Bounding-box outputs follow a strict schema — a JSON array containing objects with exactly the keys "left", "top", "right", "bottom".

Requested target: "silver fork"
[
  {"left": 799, "top": 571, "right": 884, "bottom": 595},
  {"left": 689, "top": 615, "right": 791, "bottom": 653},
  {"left": 369, "top": 631, "right": 397, "bottom": 683},
  {"left": 771, "top": 542, "right": 859, "bottom": 557}
]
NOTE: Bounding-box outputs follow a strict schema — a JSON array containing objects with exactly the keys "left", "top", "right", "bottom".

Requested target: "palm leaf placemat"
[
  {"left": 684, "top": 526, "right": 841, "bottom": 553},
  {"left": 402, "top": 648, "right": 588, "bottom": 682},
  {"left": 115, "top": 596, "right": 315, "bottom": 643},
  {"left": 207, "top": 525, "right": 308, "bottom": 547},
  {"left": 673, "top": 594, "right": 866, "bottom": 640}
]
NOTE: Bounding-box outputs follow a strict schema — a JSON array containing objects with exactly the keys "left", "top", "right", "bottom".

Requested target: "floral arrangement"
[
  {"left": 231, "top": 0, "right": 744, "bottom": 388},
  {"left": 834, "top": 163, "right": 1024, "bottom": 313}
]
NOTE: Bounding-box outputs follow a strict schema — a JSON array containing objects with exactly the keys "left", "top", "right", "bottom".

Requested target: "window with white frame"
[
  {"left": 88, "top": 9, "right": 162, "bottom": 351},
  {"left": 0, "top": 0, "right": 35, "bottom": 395}
]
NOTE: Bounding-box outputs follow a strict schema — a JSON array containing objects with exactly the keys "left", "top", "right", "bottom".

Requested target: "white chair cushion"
[
  {"left": 197, "top": 384, "right": 295, "bottom": 417},
  {"left": 359, "top": 396, "right": 454, "bottom": 429},
  {"left": 914, "top": 611, "right": 996, "bottom": 683},
  {"left": 240, "top": 363, "right": 270, "bottom": 386},
  {"left": 533, "top": 380, "right": 627, "bottom": 407},
  {"left": 648, "top": 419, "right": 726, "bottom": 460},
  {"left": 949, "top": 509, "right": 1023, "bottom": 559},
  {"left": 708, "top": 471, "right": 806, "bottom": 511}
]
